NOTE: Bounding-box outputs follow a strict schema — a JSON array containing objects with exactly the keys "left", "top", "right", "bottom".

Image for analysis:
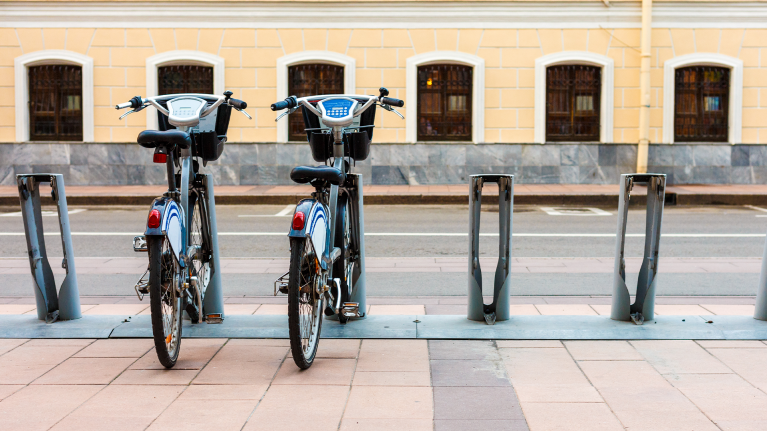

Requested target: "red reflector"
[
  {"left": 292, "top": 212, "right": 305, "bottom": 230},
  {"left": 147, "top": 209, "right": 161, "bottom": 228},
  {"left": 153, "top": 153, "right": 167, "bottom": 163}
]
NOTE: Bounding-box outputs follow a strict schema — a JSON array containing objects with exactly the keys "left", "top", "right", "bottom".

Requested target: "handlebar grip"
[
  {"left": 229, "top": 98, "right": 247, "bottom": 110},
  {"left": 116, "top": 96, "right": 144, "bottom": 110},
  {"left": 271, "top": 96, "right": 298, "bottom": 111},
  {"left": 381, "top": 97, "right": 404, "bottom": 108}
]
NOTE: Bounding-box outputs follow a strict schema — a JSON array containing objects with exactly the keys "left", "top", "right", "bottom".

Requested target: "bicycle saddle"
[
  {"left": 137, "top": 130, "right": 191, "bottom": 149},
  {"left": 290, "top": 166, "right": 344, "bottom": 186}
]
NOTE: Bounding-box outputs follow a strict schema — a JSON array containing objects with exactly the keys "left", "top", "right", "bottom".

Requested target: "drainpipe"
[{"left": 636, "top": 0, "right": 652, "bottom": 173}]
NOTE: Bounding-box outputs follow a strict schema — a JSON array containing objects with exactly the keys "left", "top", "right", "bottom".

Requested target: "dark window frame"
[
  {"left": 157, "top": 65, "right": 214, "bottom": 96},
  {"left": 674, "top": 66, "right": 730, "bottom": 142},
  {"left": 28, "top": 65, "right": 83, "bottom": 142},
  {"left": 545, "top": 65, "right": 602, "bottom": 142},
  {"left": 417, "top": 64, "right": 473, "bottom": 142},
  {"left": 287, "top": 63, "right": 345, "bottom": 142}
]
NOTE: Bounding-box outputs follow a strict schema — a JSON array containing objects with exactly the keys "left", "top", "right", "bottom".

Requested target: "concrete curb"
[{"left": 2, "top": 192, "right": 766, "bottom": 206}]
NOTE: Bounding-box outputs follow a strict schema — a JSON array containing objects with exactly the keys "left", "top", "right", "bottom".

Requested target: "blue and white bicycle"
[
  {"left": 116, "top": 91, "right": 249, "bottom": 368},
  {"left": 272, "top": 88, "right": 404, "bottom": 368}
]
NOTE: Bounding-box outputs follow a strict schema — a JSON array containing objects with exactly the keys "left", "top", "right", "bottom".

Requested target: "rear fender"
[
  {"left": 144, "top": 197, "right": 184, "bottom": 262},
  {"left": 288, "top": 199, "right": 329, "bottom": 271}
]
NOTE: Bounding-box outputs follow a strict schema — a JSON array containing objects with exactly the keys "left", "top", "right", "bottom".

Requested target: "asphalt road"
[{"left": 2, "top": 204, "right": 766, "bottom": 296}]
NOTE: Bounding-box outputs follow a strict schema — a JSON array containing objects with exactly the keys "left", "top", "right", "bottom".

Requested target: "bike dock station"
[
  {"left": 201, "top": 174, "right": 225, "bottom": 322},
  {"left": 610, "top": 174, "right": 665, "bottom": 325},
  {"left": 467, "top": 174, "right": 513, "bottom": 325},
  {"left": 15, "top": 174, "right": 81, "bottom": 323},
  {"left": 3, "top": 171, "right": 767, "bottom": 341}
]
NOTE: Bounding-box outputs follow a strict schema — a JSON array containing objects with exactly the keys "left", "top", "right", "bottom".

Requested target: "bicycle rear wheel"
[
  {"left": 147, "top": 235, "right": 183, "bottom": 368},
  {"left": 287, "top": 238, "right": 323, "bottom": 369}
]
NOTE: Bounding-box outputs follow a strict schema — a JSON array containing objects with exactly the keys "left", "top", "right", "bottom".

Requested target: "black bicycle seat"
[
  {"left": 137, "top": 130, "right": 191, "bottom": 150},
  {"left": 290, "top": 165, "right": 343, "bottom": 186}
]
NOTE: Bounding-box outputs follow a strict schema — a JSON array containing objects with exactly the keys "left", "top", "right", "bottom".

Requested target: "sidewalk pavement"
[
  {"left": 0, "top": 257, "right": 763, "bottom": 276},
  {"left": 2, "top": 184, "right": 767, "bottom": 206},
  {"left": 1, "top": 337, "right": 766, "bottom": 431}
]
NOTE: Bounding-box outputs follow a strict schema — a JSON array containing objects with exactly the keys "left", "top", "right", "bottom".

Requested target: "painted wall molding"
[
  {"left": 534, "top": 51, "right": 614, "bottom": 144},
  {"left": 662, "top": 53, "right": 743, "bottom": 144},
  {"left": 3, "top": 2, "right": 767, "bottom": 28},
  {"left": 406, "top": 51, "right": 485, "bottom": 144},
  {"left": 14, "top": 50, "right": 94, "bottom": 142},
  {"left": 276, "top": 51, "right": 356, "bottom": 143},
  {"left": 145, "top": 50, "right": 225, "bottom": 131}
]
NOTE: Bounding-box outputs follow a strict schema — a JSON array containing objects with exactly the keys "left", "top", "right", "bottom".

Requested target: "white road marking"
[
  {"left": 275, "top": 204, "right": 296, "bottom": 216},
  {"left": 745, "top": 205, "right": 767, "bottom": 217},
  {"left": 237, "top": 204, "right": 295, "bottom": 217},
  {"left": 0, "top": 232, "right": 764, "bottom": 238},
  {"left": 0, "top": 209, "right": 87, "bottom": 217},
  {"left": 744, "top": 205, "right": 767, "bottom": 213},
  {"left": 540, "top": 207, "right": 612, "bottom": 216}
]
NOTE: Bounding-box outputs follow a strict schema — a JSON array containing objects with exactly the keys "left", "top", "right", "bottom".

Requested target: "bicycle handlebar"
[
  {"left": 229, "top": 98, "right": 247, "bottom": 110},
  {"left": 271, "top": 96, "right": 297, "bottom": 112},
  {"left": 381, "top": 97, "right": 404, "bottom": 108}
]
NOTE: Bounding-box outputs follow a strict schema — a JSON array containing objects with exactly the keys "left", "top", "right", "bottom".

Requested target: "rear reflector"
[
  {"left": 153, "top": 153, "right": 167, "bottom": 163},
  {"left": 292, "top": 212, "right": 305, "bottom": 230},
  {"left": 147, "top": 209, "right": 161, "bottom": 228}
]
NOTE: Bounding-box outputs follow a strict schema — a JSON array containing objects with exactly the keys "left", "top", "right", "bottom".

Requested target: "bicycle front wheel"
[
  {"left": 147, "top": 235, "right": 183, "bottom": 368},
  {"left": 287, "top": 238, "right": 324, "bottom": 369}
]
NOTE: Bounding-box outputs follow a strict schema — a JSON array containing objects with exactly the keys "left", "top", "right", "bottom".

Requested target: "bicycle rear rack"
[{"left": 467, "top": 174, "right": 513, "bottom": 325}]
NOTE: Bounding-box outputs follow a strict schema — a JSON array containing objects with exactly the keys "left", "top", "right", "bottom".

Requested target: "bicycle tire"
[
  {"left": 333, "top": 194, "right": 354, "bottom": 323},
  {"left": 287, "top": 238, "right": 323, "bottom": 369},
  {"left": 186, "top": 189, "right": 211, "bottom": 323},
  {"left": 147, "top": 235, "right": 183, "bottom": 368}
]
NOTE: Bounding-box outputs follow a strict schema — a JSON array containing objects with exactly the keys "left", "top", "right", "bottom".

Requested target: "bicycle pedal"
[
  {"left": 205, "top": 314, "right": 223, "bottom": 324},
  {"left": 133, "top": 235, "right": 147, "bottom": 252},
  {"left": 341, "top": 302, "right": 361, "bottom": 318}
]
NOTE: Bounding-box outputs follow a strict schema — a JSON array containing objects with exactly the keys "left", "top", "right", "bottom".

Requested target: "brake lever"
[
  {"left": 118, "top": 104, "right": 146, "bottom": 120},
  {"left": 234, "top": 107, "right": 252, "bottom": 120},
  {"left": 275, "top": 106, "right": 298, "bottom": 122},
  {"left": 379, "top": 103, "right": 404, "bottom": 119}
]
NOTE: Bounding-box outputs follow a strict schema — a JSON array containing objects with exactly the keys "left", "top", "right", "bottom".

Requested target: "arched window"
[
  {"left": 674, "top": 66, "right": 730, "bottom": 142},
  {"left": 662, "top": 53, "right": 743, "bottom": 144},
  {"left": 534, "top": 52, "right": 614, "bottom": 144},
  {"left": 28, "top": 65, "right": 83, "bottom": 141},
  {"left": 545, "top": 65, "right": 601, "bottom": 142},
  {"left": 15, "top": 50, "right": 94, "bottom": 142},
  {"left": 417, "top": 64, "right": 473, "bottom": 142},
  {"left": 157, "top": 65, "right": 214, "bottom": 95},
  {"left": 287, "top": 63, "right": 344, "bottom": 141}
]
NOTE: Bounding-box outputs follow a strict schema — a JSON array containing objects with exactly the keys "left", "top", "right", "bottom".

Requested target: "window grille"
[
  {"left": 28, "top": 65, "right": 83, "bottom": 141},
  {"left": 546, "top": 65, "right": 601, "bottom": 142},
  {"left": 417, "top": 64, "right": 472, "bottom": 141},
  {"left": 158, "top": 65, "right": 214, "bottom": 95},
  {"left": 674, "top": 66, "right": 730, "bottom": 142},
  {"left": 288, "top": 64, "right": 344, "bottom": 141}
]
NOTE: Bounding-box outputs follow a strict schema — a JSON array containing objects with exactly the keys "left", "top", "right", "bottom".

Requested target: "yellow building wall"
[{"left": 1, "top": 27, "right": 766, "bottom": 143}]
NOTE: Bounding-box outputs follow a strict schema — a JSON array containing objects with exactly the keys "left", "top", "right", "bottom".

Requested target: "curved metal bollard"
[
  {"left": 611, "top": 173, "right": 665, "bottom": 325},
  {"left": 17, "top": 174, "right": 81, "bottom": 322},
  {"left": 468, "top": 174, "right": 513, "bottom": 325},
  {"left": 201, "top": 174, "right": 225, "bottom": 323},
  {"left": 755, "top": 228, "right": 767, "bottom": 321}
]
